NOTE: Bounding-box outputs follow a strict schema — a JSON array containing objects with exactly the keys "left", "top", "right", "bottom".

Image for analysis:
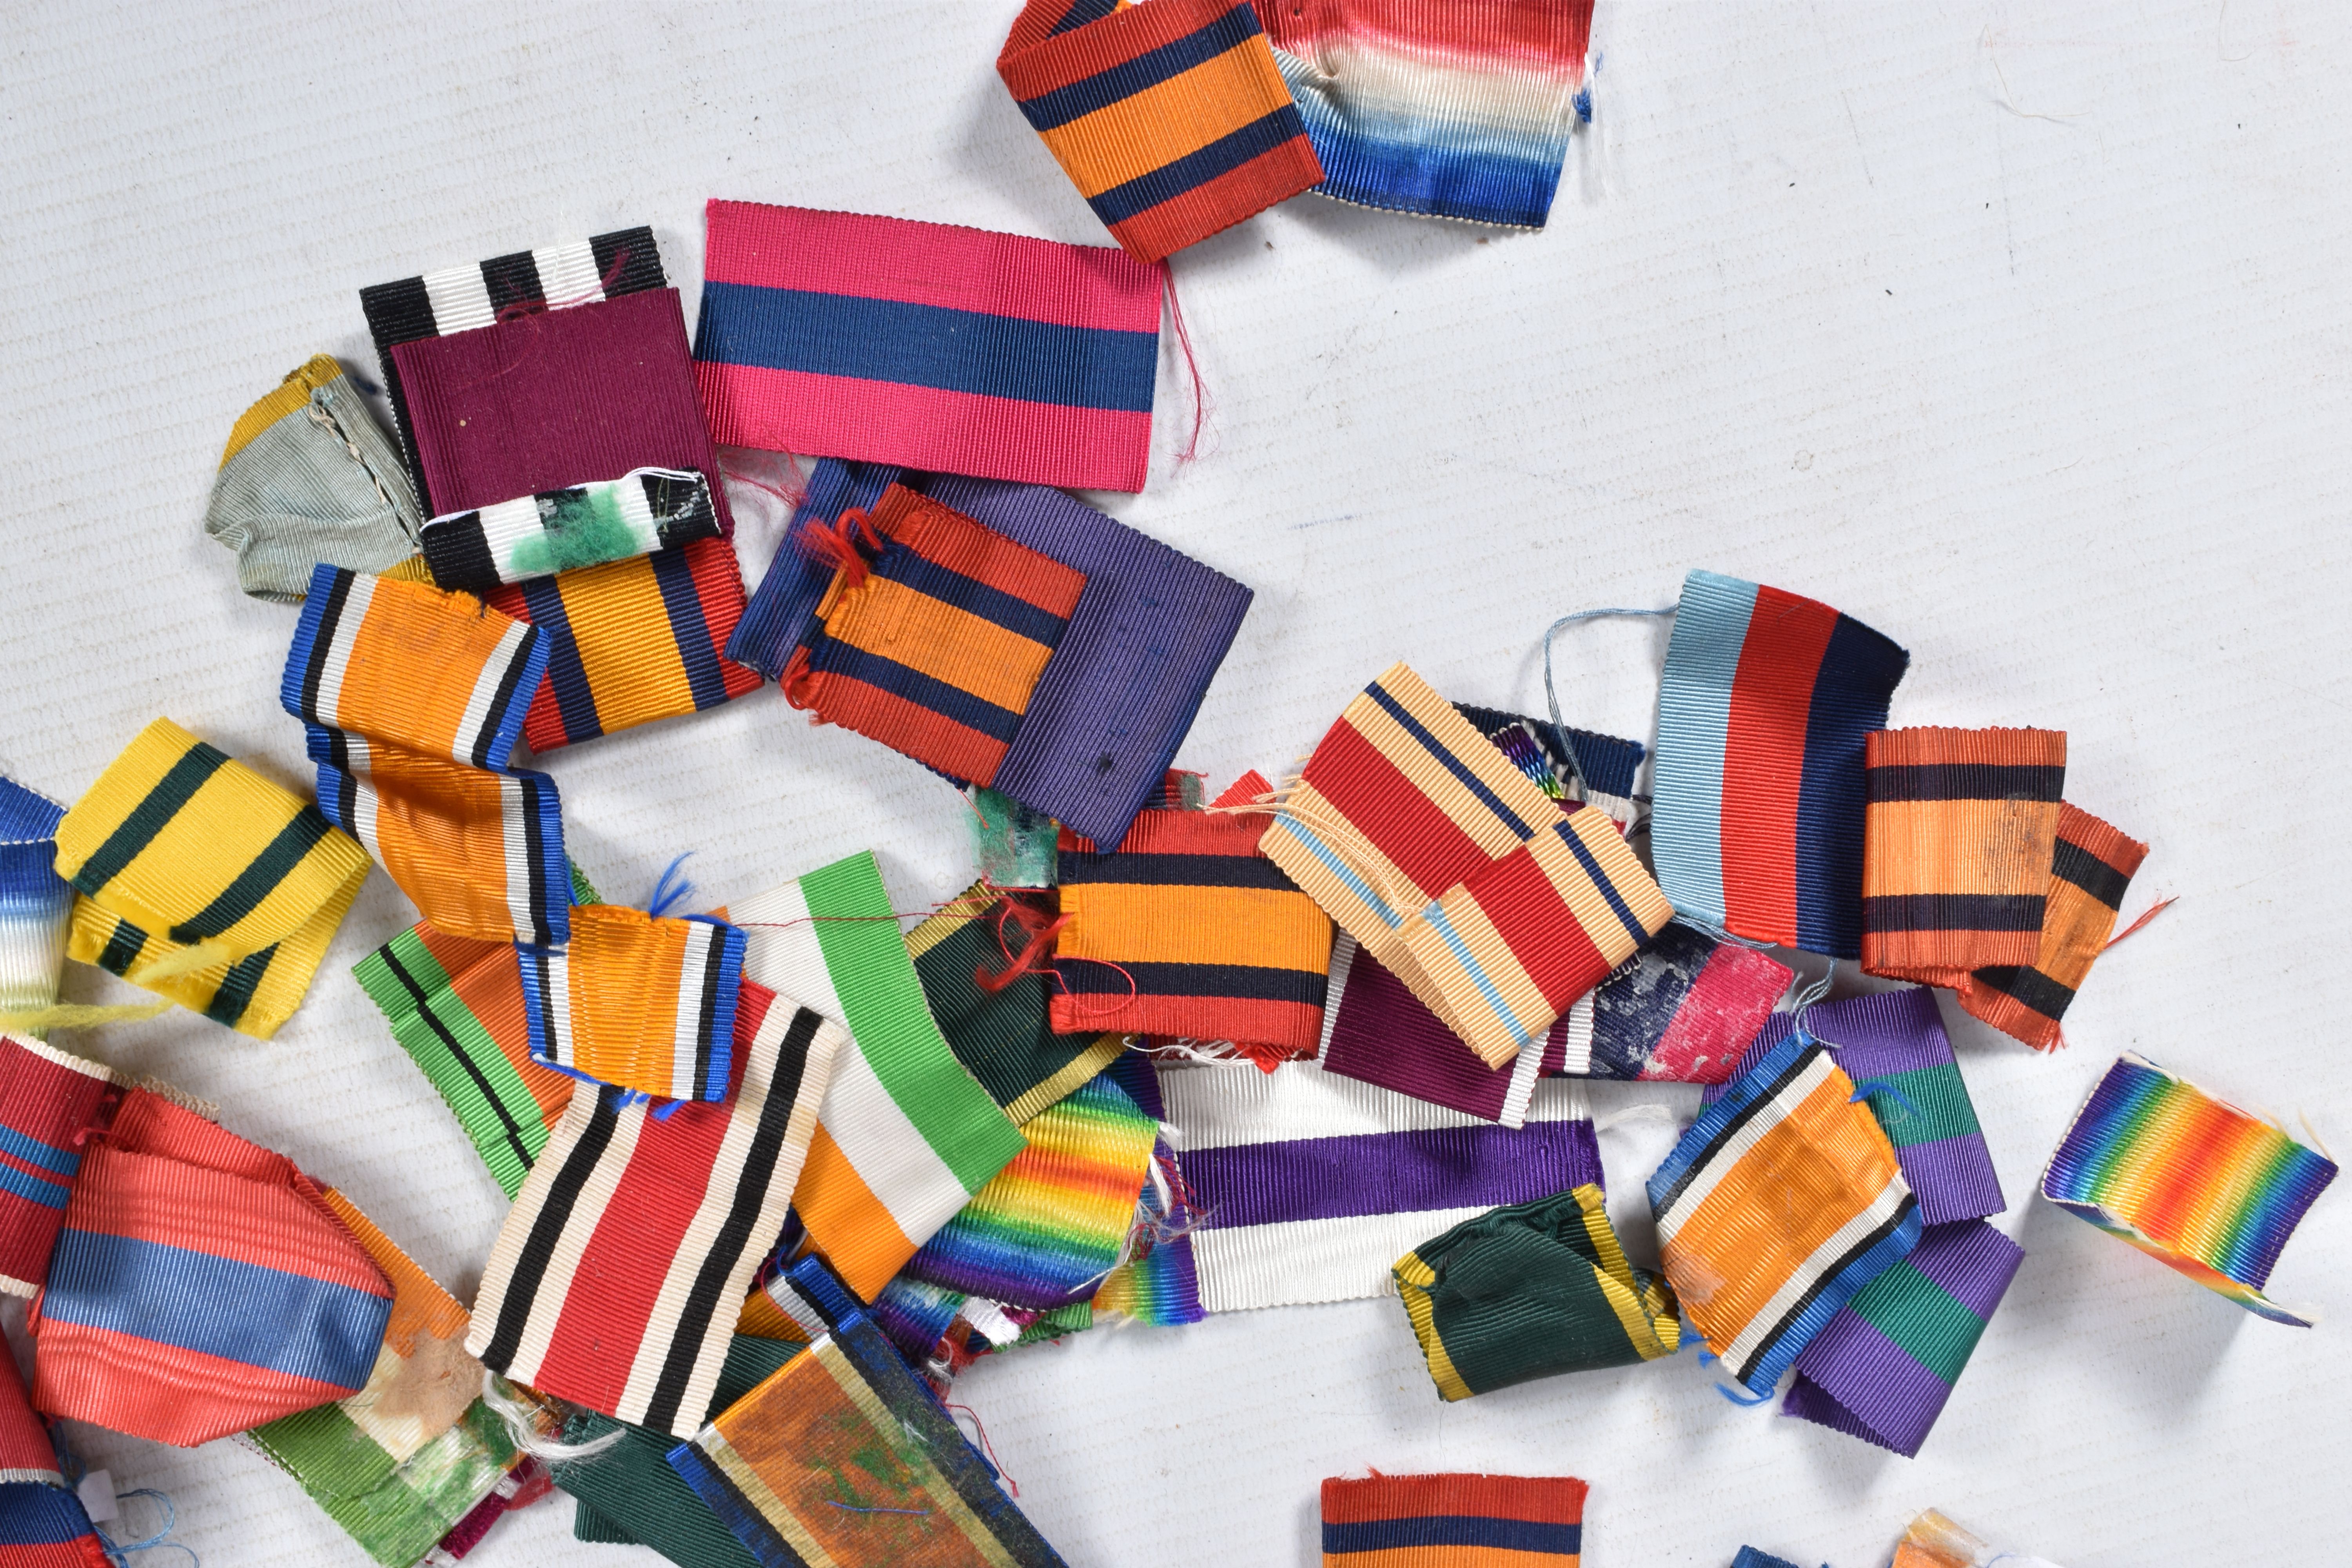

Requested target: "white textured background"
[{"left": 3, "top": 2, "right": 2348, "bottom": 1564}]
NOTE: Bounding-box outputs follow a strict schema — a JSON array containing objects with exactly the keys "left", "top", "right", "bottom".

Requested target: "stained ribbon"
[
  {"left": 1862, "top": 726, "right": 2067, "bottom": 987},
  {"left": 1955, "top": 802, "right": 2149, "bottom": 1049},
  {"left": 1647, "top": 1031, "right": 1920, "bottom": 1397}
]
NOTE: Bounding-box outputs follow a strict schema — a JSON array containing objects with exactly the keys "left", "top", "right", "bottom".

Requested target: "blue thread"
[
  {"left": 1713, "top": 1380, "right": 1773, "bottom": 1408},
  {"left": 1849, "top": 1079, "right": 1924, "bottom": 1123},
  {"left": 647, "top": 852, "right": 697, "bottom": 918},
  {"left": 1541, "top": 606, "right": 1676, "bottom": 796},
  {"left": 826, "top": 1502, "right": 932, "bottom": 1517}
]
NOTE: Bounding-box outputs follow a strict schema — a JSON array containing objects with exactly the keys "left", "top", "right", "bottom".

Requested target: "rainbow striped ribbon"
[
  {"left": 900, "top": 1067, "right": 1156, "bottom": 1310},
  {"left": 2041, "top": 1053, "right": 2336, "bottom": 1325}
]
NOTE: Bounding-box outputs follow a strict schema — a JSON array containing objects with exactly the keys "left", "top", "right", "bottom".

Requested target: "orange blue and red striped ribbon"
[
  {"left": 784, "top": 484, "right": 1088, "bottom": 789},
  {"left": 1052, "top": 800, "right": 1334, "bottom": 1053},
  {"left": 1956, "top": 803, "right": 2147, "bottom": 1050},
  {"left": 1862, "top": 727, "right": 2067, "bottom": 987},
  {"left": 998, "top": 0, "right": 1323, "bottom": 262},
  {"left": 483, "top": 535, "right": 761, "bottom": 753},
  {"left": 1322, "top": 1472, "right": 1587, "bottom": 1567}
]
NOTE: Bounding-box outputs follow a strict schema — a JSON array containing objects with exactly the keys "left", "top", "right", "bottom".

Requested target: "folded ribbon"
[
  {"left": 1647, "top": 1031, "right": 1920, "bottom": 1397},
  {"left": 247, "top": 1191, "right": 530, "bottom": 1567},
  {"left": 1053, "top": 790, "right": 1334, "bottom": 1053},
  {"left": 1259, "top": 662, "right": 1668, "bottom": 1067},
  {"left": 0, "top": 1034, "right": 118, "bottom": 1299},
  {"left": 422, "top": 466, "right": 722, "bottom": 593},
  {"left": 1956, "top": 802, "right": 2148, "bottom": 1049},
  {"left": 1862, "top": 727, "right": 2067, "bottom": 987},
  {"left": 2040, "top": 1053, "right": 2336, "bottom": 1326},
  {"left": 204, "top": 353, "right": 425, "bottom": 603},
  {"left": 730, "top": 458, "right": 1252, "bottom": 849},
  {"left": 53, "top": 716, "right": 370, "bottom": 1039},
  {"left": 355, "top": 922, "right": 575, "bottom": 1199},
  {"left": 782, "top": 483, "right": 1088, "bottom": 789},
  {"left": 0, "top": 781, "right": 73, "bottom": 1033},
  {"left": 900, "top": 1065, "right": 1157, "bottom": 1310},
  {"left": 1782, "top": 1217, "right": 2024, "bottom": 1457},
  {"left": 31, "top": 1087, "right": 394, "bottom": 1446},
  {"left": 1396, "top": 1183, "right": 1679, "bottom": 1401},
  {"left": 285, "top": 564, "right": 568, "bottom": 948},
  {"left": 1265, "top": 2, "right": 1598, "bottom": 230},
  {"left": 517, "top": 904, "right": 747, "bottom": 1103},
  {"left": 907, "top": 884, "right": 1122, "bottom": 1124},
  {"left": 1167, "top": 1056, "right": 1601, "bottom": 1311}
]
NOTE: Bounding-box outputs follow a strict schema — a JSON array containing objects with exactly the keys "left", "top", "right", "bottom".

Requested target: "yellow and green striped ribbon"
[{"left": 53, "top": 717, "right": 368, "bottom": 1039}]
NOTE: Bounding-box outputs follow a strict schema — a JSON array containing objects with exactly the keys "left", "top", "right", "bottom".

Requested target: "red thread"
[
  {"left": 944, "top": 1404, "right": 1018, "bottom": 1498},
  {"left": 1161, "top": 260, "right": 1212, "bottom": 465},
  {"left": 801, "top": 505, "right": 884, "bottom": 590},
  {"left": 2104, "top": 895, "right": 2176, "bottom": 951},
  {"left": 977, "top": 907, "right": 1069, "bottom": 994},
  {"left": 1048, "top": 952, "right": 1142, "bottom": 1018},
  {"left": 494, "top": 246, "right": 637, "bottom": 323},
  {"left": 779, "top": 646, "right": 822, "bottom": 711}
]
